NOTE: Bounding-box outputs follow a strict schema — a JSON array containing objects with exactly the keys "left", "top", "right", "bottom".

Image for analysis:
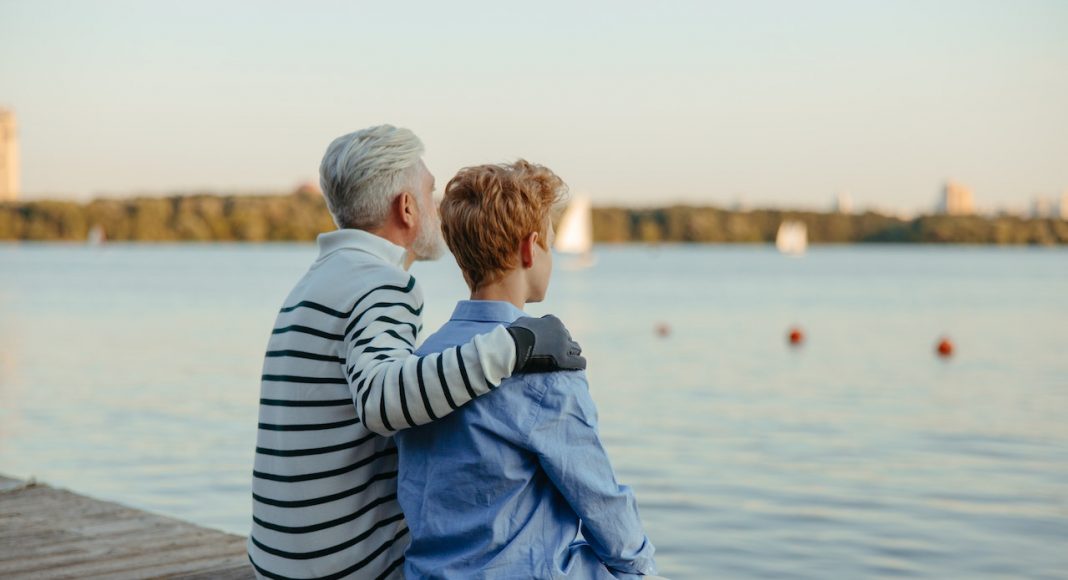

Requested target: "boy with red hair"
[{"left": 394, "top": 160, "right": 657, "bottom": 579}]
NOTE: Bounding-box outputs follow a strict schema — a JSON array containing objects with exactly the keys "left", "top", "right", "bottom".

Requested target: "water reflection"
[{"left": 0, "top": 244, "right": 1066, "bottom": 578}]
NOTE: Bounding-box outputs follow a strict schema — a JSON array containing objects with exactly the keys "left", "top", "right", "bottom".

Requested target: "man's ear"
[
  {"left": 520, "top": 232, "right": 539, "bottom": 269},
  {"left": 396, "top": 192, "right": 417, "bottom": 229}
]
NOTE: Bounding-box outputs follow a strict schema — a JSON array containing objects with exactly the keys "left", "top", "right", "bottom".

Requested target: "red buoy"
[
  {"left": 936, "top": 337, "right": 954, "bottom": 358},
  {"left": 787, "top": 326, "right": 804, "bottom": 346},
  {"left": 654, "top": 323, "right": 671, "bottom": 338}
]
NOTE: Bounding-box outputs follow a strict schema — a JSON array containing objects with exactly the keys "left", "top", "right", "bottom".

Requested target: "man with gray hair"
[{"left": 248, "top": 125, "right": 585, "bottom": 579}]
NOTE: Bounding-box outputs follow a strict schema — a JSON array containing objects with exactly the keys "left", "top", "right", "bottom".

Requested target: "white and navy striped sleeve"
[{"left": 343, "top": 269, "right": 516, "bottom": 435}]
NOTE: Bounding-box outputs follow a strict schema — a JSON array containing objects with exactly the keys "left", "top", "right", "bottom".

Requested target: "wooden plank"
[
  {"left": 16, "top": 536, "right": 248, "bottom": 578},
  {"left": 0, "top": 474, "right": 254, "bottom": 579},
  {"left": 0, "top": 527, "right": 211, "bottom": 573}
]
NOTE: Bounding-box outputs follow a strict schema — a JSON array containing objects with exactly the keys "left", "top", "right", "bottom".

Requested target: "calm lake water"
[{"left": 1, "top": 243, "right": 1066, "bottom": 579}]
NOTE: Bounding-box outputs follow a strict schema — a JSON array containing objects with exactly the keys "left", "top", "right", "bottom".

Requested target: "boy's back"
[{"left": 395, "top": 300, "right": 656, "bottom": 579}]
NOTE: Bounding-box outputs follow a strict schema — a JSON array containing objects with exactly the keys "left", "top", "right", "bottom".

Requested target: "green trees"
[
  {"left": 0, "top": 189, "right": 336, "bottom": 242},
  {"left": 1, "top": 191, "right": 1065, "bottom": 244}
]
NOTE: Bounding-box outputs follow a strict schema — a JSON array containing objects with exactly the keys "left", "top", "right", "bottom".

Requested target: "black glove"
[{"left": 506, "top": 315, "right": 587, "bottom": 373}]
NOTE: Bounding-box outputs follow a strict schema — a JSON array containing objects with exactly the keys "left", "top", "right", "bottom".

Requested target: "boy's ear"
[{"left": 520, "top": 232, "right": 539, "bottom": 269}]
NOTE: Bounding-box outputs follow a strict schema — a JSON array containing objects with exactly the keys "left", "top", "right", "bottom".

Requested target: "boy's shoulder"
[
  {"left": 414, "top": 321, "right": 467, "bottom": 357},
  {"left": 511, "top": 368, "right": 591, "bottom": 407},
  {"left": 416, "top": 316, "right": 591, "bottom": 406}
]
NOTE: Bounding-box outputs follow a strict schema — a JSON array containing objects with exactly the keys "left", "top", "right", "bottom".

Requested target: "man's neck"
[
  {"left": 361, "top": 225, "right": 414, "bottom": 270},
  {"left": 470, "top": 275, "right": 526, "bottom": 310}
]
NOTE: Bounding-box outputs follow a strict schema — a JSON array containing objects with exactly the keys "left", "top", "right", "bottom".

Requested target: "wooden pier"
[{"left": 0, "top": 474, "right": 254, "bottom": 579}]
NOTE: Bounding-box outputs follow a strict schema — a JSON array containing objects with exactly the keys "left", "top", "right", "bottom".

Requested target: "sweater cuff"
[{"left": 472, "top": 325, "right": 517, "bottom": 385}]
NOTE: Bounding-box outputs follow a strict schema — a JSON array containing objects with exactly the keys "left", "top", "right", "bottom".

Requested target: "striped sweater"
[{"left": 249, "top": 229, "right": 516, "bottom": 580}]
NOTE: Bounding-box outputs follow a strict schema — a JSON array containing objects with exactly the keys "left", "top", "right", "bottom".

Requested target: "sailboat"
[
  {"left": 775, "top": 220, "right": 807, "bottom": 256},
  {"left": 554, "top": 194, "right": 595, "bottom": 269}
]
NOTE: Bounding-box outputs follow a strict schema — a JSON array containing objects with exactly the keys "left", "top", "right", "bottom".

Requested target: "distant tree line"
[
  {"left": 1, "top": 190, "right": 1066, "bottom": 245},
  {"left": 592, "top": 206, "right": 1068, "bottom": 245}
]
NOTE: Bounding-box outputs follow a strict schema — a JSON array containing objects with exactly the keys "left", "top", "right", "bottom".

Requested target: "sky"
[{"left": 1, "top": 0, "right": 1066, "bottom": 213}]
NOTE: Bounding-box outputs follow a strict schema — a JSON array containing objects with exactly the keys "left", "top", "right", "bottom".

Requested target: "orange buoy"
[
  {"left": 654, "top": 322, "right": 671, "bottom": 338},
  {"left": 936, "top": 337, "right": 954, "bottom": 358},
  {"left": 787, "top": 326, "right": 804, "bottom": 346}
]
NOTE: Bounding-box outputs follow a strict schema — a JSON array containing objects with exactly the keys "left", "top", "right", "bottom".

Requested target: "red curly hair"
[{"left": 440, "top": 159, "right": 567, "bottom": 290}]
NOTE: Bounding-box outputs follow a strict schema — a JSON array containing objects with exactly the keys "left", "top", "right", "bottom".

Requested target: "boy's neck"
[{"left": 470, "top": 273, "right": 526, "bottom": 311}]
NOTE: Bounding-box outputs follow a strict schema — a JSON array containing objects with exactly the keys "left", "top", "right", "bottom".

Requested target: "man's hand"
[{"left": 506, "top": 315, "right": 586, "bottom": 373}]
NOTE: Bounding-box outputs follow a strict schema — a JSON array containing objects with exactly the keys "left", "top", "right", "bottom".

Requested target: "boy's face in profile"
[{"left": 526, "top": 221, "right": 555, "bottom": 304}]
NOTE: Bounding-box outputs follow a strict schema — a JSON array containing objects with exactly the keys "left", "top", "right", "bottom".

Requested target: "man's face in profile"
[{"left": 411, "top": 160, "right": 445, "bottom": 261}]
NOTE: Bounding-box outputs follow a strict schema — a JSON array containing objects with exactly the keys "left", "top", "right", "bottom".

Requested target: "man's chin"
[{"left": 411, "top": 241, "right": 446, "bottom": 262}]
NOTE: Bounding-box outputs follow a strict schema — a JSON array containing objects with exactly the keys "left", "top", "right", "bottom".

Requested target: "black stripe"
[
  {"left": 259, "top": 398, "right": 352, "bottom": 407},
  {"left": 277, "top": 277, "right": 415, "bottom": 320},
  {"left": 454, "top": 345, "right": 478, "bottom": 400},
  {"left": 279, "top": 300, "right": 348, "bottom": 317},
  {"left": 375, "top": 315, "right": 418, "bottom": 335},
  {"left": 348, "top": 313, "right": 420, "bottom": 343},
  {"left": 359, "top": 374, "right": 373, "bottom": 414},
  {"left": 262, "top": 374, "right": 348, "bottom": 385},
  {"left": 436, "top": 353, "right": 459, "bottom": 411},
  {"left": 253, "top": 493, "right": 397, "bottom": 534},
  {"left": 378, "top": 369, "right": 395, "bottom": 433},
  {"left": 351, "top": 277, "right": 416, "bottom": 311},
  {"left": 353, "top": 329, "right": 414, "bottom": 349},
  {"left": 375, "top": 554, "right": 405, "bottom": 580},
  {"left": 416, "top": 356, "right": 438, "bottom": 422},
  {"left": 256, "top": 432, "right": 375, "bottom": 457},
  {"left": 253, "top": 447, "right": 397, "bottom": 483},
  {"left": 363, "top": 345, "right": 410, "bottom": 353},
  {"left": 397, "top": 365, "right": 416, "bottom": 429},
  {"left": 344, "top": 296, "right": 422, "bottom": 338},
  {"left": 341, "top": 278, "right": 419, "bottom": 338},
  {"left": 265, "top": 349, "right": 345, "bottom": 364},
  {"left": 251, "top": 512, "right": 405, "bottom": 560},
  {"left": 272, "top": 325, "right": 344, "bottom": 341},
  {"left": 253, "top": 470, "right": 397, "bottom": 508},
  {"left": 258, "top": 417, "right": 359, "bottom": 432},
  {"left": 249, "top": 526, "right": 409, "bottom": 580}
]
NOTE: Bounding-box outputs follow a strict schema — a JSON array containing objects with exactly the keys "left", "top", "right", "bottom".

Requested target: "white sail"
[
  {"left": 554, "top": 195, "right": 593, "bottom": 255},
  {"left": 775, "top": 220, "right": 807, "bottom": 255}
]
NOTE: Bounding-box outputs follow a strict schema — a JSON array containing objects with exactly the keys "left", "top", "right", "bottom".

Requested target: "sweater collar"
[{"left": 316, "top": 228, "right": 407, "bottom": 268}]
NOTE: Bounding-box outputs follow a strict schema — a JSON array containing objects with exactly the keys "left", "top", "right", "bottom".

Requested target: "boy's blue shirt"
[{"left": 395, "top": 300, "right": 657, "bottom": 579}]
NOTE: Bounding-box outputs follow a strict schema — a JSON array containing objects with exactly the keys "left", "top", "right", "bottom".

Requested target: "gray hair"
[{"left": 319, "top": 125, "right": 425, "bottom": 230}]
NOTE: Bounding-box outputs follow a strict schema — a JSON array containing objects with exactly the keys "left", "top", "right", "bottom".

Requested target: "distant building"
[
  {"left": 937, "top": 180, "right": 975, "bottom": 215},
  {"left": 1031, "top": 196, "right": 1052, "bottom": 219},
  {"left": 833, "top": 191, "right": 853, "bottom": 214},
  {"left": 0, "top": 109, "right": 18, "bottom": 202}
]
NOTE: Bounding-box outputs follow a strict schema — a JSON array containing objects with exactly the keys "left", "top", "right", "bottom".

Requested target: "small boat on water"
[
  {"left": 776, "top": 220, "right": 807, "bottom": 256},
  {"left": 554, "top": 194, "right": 595, "bottom": 269}
]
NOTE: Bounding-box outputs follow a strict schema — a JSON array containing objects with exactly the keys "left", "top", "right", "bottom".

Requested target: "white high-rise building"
[{"left": 937, "top": 180, "right": 975, "bottom": 215}]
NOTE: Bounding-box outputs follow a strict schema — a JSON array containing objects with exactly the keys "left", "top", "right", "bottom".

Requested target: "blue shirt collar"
[
  {"left": 450, "top": 300, "right": 527, "bottom": 324},
  {"left": 316, "top": 228, "right": 407, "bottom": 268}
]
